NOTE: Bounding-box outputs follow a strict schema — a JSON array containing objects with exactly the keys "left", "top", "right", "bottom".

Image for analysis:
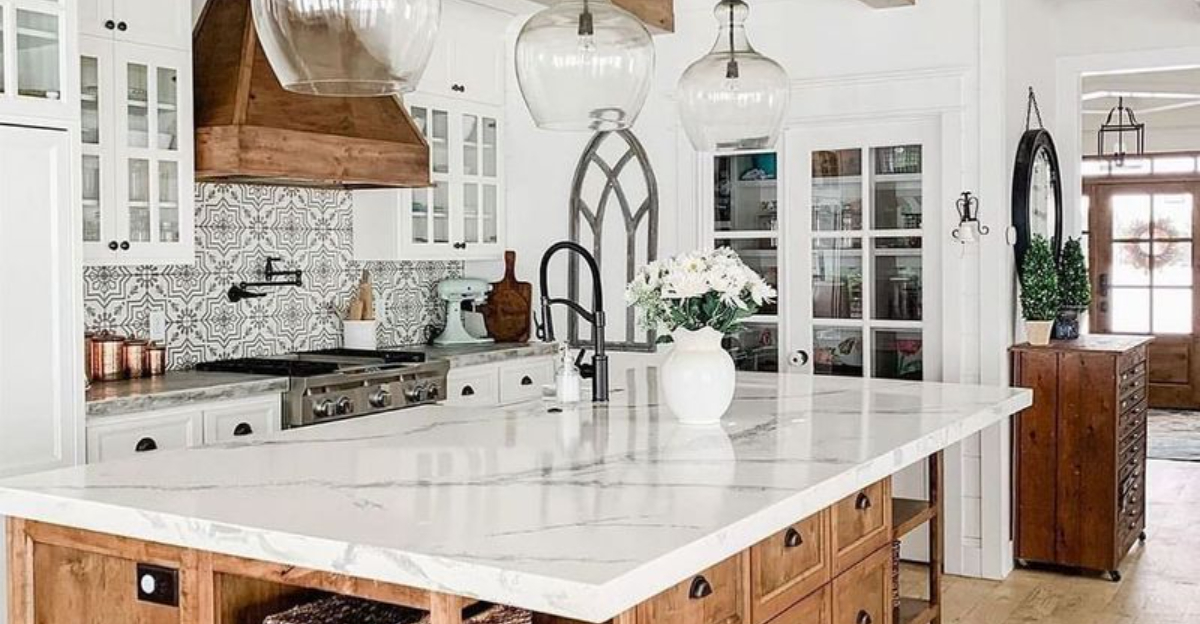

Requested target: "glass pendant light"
[
  {"left": 677, "top": 0, "right": 788, "bottom": 151},
  {"left": 252, "top": 0, "right": 442, "bottom": 96},
  {"left": 515, "top": 0, "right": 654, "bottom": 131}
]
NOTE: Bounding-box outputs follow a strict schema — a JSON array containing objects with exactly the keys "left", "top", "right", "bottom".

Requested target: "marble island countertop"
[{"left": 2, "top": 370, "right": 1031, "bottom": 622}]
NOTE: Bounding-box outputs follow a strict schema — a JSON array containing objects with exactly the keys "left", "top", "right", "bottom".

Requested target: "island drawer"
[
  {"left": 764, "top": 585, "right": 829, "bottom": 624},
  {"left": 830, "top": 478, "right": 892, "bottom": 575},
  {"left": 637, "top": 553, "right": 747, "bottom": 624},
  {"left": 830, "top": 547, "right": 892, "bottom": 624},
  {"left": 750, "top": 511, "right": 830, "bottom": 624},
  {"left": 86, "top": 409, "right": 203, "bottom": 463}
]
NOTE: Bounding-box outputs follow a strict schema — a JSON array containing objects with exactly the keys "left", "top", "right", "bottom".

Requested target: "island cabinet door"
[
  {"left": 636, "top": 554, "right": 748, "bottom": 624},
  {"left": 750, "top": 511, "right": 831, "bottom": 624},
  {"left": 830, "top": 547, "right": 893, "bottom": 624},
  {"left": 829, "top": 479, "right": 893, "bottom": 575}
]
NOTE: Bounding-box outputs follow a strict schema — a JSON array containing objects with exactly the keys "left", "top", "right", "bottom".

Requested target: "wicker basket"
[{"left": 264, "top": 596, "right": 533, "bottom": 624}]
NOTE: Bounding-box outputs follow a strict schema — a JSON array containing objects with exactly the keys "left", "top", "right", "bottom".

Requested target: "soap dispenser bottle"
[{"left": 556, "top": 342, "right": 582, "bottom": 403}]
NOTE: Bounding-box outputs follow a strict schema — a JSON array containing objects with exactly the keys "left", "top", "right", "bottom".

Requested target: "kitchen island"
[{"left": 1, "top": 369, "right": 1030, "bottom": 624}]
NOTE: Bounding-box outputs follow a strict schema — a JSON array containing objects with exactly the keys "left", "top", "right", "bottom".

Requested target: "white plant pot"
[
  {"left": 660, "top": 327, "right": 736, "bottom": 426},
  {"left": 1025, "top": 320, "right": 1054, "bottom": 346},
  {"left": 343, "top": 320, "right": 378, "bottom": 350}
]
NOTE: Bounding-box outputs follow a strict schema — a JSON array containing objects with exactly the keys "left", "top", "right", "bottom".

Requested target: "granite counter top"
[
  {"left": 86, "top": 372, "right": 288, "bottom": 418},
  {"left": 2, "top": 369, "right": 1030, "bottom": 622}
]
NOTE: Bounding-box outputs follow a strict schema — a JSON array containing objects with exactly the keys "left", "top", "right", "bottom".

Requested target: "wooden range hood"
[{"left": 193, "top": 0, "right": 430, "bottom": 188}]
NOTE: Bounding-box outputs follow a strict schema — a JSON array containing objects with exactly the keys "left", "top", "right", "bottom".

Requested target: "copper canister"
[
  {"left": 124, "top": 339, "right": 148, "bottom": 379},
  {"left": 145, "top": 342, "right": 167, "bottom": 377},
  {"left": 84, "top": 331, "right": 95, "bottom": 383},
  {"left": 92, "top": 333, "right": 126, "bottom": 381}
]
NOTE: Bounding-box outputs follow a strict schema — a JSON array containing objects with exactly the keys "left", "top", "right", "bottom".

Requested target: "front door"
[{"left": 1088, "top": 176, "right": 1200, "bottom": 409}]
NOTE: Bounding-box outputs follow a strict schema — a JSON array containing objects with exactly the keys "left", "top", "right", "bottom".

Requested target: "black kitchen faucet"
[{"left": 536, "top": 241, "right": 609, "bottom": 403}]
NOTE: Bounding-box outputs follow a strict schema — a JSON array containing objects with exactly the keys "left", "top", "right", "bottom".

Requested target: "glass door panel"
[
  {"left": 82, "top": 155, "right": 102, "bottom": 242},
  {"left": 158, "top": 161, "right": 179, "bottom": 242},
  {"left": 716, "top": 237, "right": 778, "bottom": 315},
  {"left": 812, "top": 149, "right": 862, "bottom": 232},
  {"left": 871, "top": 145, "right": 922, "bottom": 229},
  {"left": 482, "top": 184, "right": 498, "bottom": 243},
  {"left": 432, "top": 181, "right": 449, "bottom": 243},
  {"left": 462, "top": 182, "right": 478, "bottom": 243},
  {"left": 813, "top": 327, "right": 864, "bottom": 377},
  {"left": 81, "top": 55, "right": 100, "bottom": 143},
  {"left": 1107, "top": 191, "right": 1195, "bottom": 335},
  {"left": 0, "top": 12, "right": 6, "bottom": 95},
  {"left": 482, "top": 117, "right": 497, "bottom": 177},
  {"left": 430, "top": 109, "right": 449, "bottom": 174},
  {"left": 812, "top": 237, "right": 863, "bottom": 320},
  {"left": 873, "top": 329, "right": 923, "bottom": 380},
  {"left": 872, "top": 237, "right": 922, "bottom": 321},
  {"left": 15, "top": 9, "right": 60, "bottom": 99},
  {"left": 126, "top": 62, "right": 148, "bottom": 148},
  {"left": 715, "top": 153, "right": 778, "bottom": 233},
  {"left": 411, "top": 188, "right": 430, "bottom": 244},
  {"left": 127, "top": 158, "right": 150, "bottom": 242},
  {"left": 725, "top": 323, "right": 778, "bottom": 372},
  {"left": 156, "top": 67, "right": 178, "bottom": 151},
  {"left": 462, "top": 114, "right": 478, "bottom": 176}
]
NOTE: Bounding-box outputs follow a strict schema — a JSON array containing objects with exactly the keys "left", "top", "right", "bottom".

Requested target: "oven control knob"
[
  {"left": 369, "top": 388, "right": 393, "bottom": 408},
  {"left": 425, "top": 383, "right": 441, "bottom": 401},
  {"left": 335, "top": 396, "right": 354, "bottom": 415},
  {"left": 404, "top": 385, "right": 423, "bottom": 403},
  {"left": 312, "top": 399, "right": 337, "bottom": 420}
]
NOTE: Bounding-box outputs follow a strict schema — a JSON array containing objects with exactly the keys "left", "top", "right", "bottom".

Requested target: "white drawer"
[
  {"left": 87, "top": 410, "right": 202, "bottom": 463},
  {"left": 499, "top": 357, "right": 554, "bottom": 404},
  {"left": 445, "top": 366, "right": 501, "bottom": 407},
  {"left": 203, "top": 397, "right": 282, "bottom": 444}
]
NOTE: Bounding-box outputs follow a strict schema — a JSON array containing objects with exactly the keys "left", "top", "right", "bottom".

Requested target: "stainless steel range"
[{"left": 196, "top": 348, "right": 449, "bottom": 428}]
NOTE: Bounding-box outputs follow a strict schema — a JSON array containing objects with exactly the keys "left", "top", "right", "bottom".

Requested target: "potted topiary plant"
[
  {"left": 1055, "top": 237, "right": 1092, "bottom": 340},
  {"left": 1020, "top": 234, "right": 1059, "bottom": 346}
]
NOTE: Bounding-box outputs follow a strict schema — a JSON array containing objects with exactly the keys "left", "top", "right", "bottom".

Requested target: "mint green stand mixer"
[{"left": 433, "top": 278, "right": 495, "bottom": 345}]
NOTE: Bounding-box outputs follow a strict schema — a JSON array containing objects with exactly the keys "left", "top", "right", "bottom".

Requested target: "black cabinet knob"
[
  {"left": 461, "top": 385, "right": 474, "bottom": 397},
  {"left": 452, "top": 242, "right": 467, "bottom": 250},
  {"left": 233, "top": 422, "right": 254, "bottom": 437},
  {"left": 688, "top": 575, "right": 713, "bottom": 600},
  {"left": 120, "top": 241, "right": 130, "bottom": 251},
  {"left": 451, "top": 84, "right": 465, "bottom": 93},
  {"left": 135, "top": 437, "right": 158, "bottom": 453},
  {"left": 105, "top": 19, "right": 116, "bottom": 30},
  {"left": 117, "top": 21, "right": 128, "bottom": 31},
  {"left": 855, "top": 492, "right": 872, "bottom": 511},
  {"left": 520, "top": 376, "right": 533, "bottom": 386},
  {"left": 108, "top": 240, "right": 119, "bottom": 251},
  {"left": 784, "top": 527, "right": 803, "bottom": 548},
  {"left": 856, "top": 611, "right": 872, "bottom": 624}
]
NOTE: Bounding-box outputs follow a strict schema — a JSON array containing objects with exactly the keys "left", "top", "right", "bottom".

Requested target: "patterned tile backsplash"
[{"left": 83, "top": 184, "right": 463, "bottom": 370}]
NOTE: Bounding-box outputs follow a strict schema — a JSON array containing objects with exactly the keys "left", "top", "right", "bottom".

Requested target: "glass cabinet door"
[
  {"left": 407, "top": 104, "right": 452, "bottom": 248},
  {"left": 14, "top": 7, "right": 61, "bottom": 100},
  {"left": 80, "top": 48, "right": 106, "bottom": 246},
  {"left": 804, "top": 141, "right": 928, "bottom": 381},
  {"left": 460, "top": 113, "right": 500, "bottom": 246}
]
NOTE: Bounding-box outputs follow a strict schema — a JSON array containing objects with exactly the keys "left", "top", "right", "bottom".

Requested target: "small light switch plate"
[
  {"left": 149, "top": 311, "right": 167, "bottom": 342},
  {"left": 136, "top": 563, "right": 178, "bottom": 607}
]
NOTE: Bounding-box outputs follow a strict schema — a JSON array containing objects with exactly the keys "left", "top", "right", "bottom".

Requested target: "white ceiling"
[{"left": 1083, "top": 67, "right": 1200, "bottom": 130}]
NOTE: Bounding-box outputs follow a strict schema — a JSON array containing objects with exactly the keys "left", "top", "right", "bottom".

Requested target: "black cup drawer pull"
[
  {"left": 856, "top": 610, "right": 873, "bottom": 624},
  {"left": 461, "top": 385, "right": 475, "bottom": 397},
  {"left": 688, "top": 575, "right": 713, "bottom": 600},
  {"left": 855, "top": 491, "right": 872, "bottom": 510},
  {"left": 135, "top": 437, "right": 158, "bottom": 453},
  {"left": 784, "top": 527, "right": 803, "bottom": 548},
  {"left": 233, "top": 422, "right": 254, "bottom": 437},
  {"left": 520, "top": 375, "right": 534, "bottom": 386}
]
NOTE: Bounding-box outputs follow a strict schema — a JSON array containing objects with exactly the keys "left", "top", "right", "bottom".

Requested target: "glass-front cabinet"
[
  {"left": 399, "top": 94, "right": 504, "bottom": 260},
  {"left": 0, "top": 0, "right": 74, "bottom": 124},
  {"left": 80, "top": 36, "right": 193, "bottom": 264}
]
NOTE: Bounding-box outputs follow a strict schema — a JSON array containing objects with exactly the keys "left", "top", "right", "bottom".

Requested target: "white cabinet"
[
  {"left": 444, "top": 357, "right": 554, "bottom": 407},
  {"left": 417, "top": 0, "right": 507, "bottom": 107},
  {"left": 78, "top": 0, "right": 189, "bottom": 49},
  {"left": 354, "top": 94, "right": 505, "bottom": 261},
  {"left": 80, "top": 33, "right": 193, "bottom": 264},
  {"left": 85, "top": 395, "right": 282, "bottom": 463},
  {"left": 0, "top": 124, "right": 82, "bottom": 478},
  {"left": 0, "top": 0, "right": 77, "bottom": 125}
]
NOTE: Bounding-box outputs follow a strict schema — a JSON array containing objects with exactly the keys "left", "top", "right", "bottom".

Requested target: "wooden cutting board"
[{"left": 483, "top": 250, "right": 533, "bottom": 342}]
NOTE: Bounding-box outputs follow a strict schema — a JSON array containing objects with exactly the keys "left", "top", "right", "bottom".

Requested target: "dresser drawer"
[
  {"left": 203, "top": 397, "right": 282, "bottom": 443},
  {"left": 499, "top": 357, "right": 554, "bottom": 405},
  {"left": 830, "top": 479, "right": 892, "bottom": 575},
  {"left": 751, "top": 511, "right": 830, "bottom": 624},
  {"left": 1118, "top": 398, "right": 1148, "bottom": 444},
  {"left": 87, "top": 410, "right": 203, "bottom": 463},
  {"left": 638, "top": 554, "right": 747, "bottom": 624},
  {"left": 445, "top": 366, "right": 501, "bottom": 407},
  {"left": 1118, "top": 384, "right": 1148, "bottom": 415},
  {"left": 1118, "top": 344, "right": 1148, "bottom": 375},
  {"left": 764, "top": 586, "right": 830, "bottom": 624},
  {"left": 831, "top": 547, "right": 893, "bottom": 624},
  {"left": 1118, "top": 366, "right": 1147, "bottom": 400}
]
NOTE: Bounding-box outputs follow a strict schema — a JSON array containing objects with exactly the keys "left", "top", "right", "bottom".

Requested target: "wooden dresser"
[{"left": 1011, "top": 335, "right": 1152, "bottom": 581}]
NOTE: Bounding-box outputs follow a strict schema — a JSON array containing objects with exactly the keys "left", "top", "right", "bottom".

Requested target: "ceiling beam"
[{"left": 858, "top": 0, "right": 916, "bottom": 8}]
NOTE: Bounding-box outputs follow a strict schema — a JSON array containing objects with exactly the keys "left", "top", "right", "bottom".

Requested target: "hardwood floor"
[{"left": 912, "top": 460, "right": 1200, "bottom": 624}]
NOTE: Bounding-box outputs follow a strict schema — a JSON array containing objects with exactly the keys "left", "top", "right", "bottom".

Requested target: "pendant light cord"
[
  {"left": 725, "top": 2, "right": 739, "bottom": 79},
  {"left": 579, "top": 0, "right": 594, "bottom": 36}
]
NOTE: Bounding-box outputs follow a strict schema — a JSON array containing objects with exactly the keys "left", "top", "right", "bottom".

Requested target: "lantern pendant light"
[
  {"left": 677, "top": 0, "right": 788, "bottom": 151},
  {"left": 515, "top": 0, "right": 655, "bottom": 132},
  {"left": 251, "top": 0, "right": 442, "bottom": 97}
]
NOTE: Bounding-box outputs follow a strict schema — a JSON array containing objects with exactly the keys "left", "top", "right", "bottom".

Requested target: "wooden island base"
[{"left": 6, "top": 455, "right": 943, "bottom": 624}]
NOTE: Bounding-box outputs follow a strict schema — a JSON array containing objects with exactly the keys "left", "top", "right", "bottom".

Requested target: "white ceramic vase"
[{"left": 660, "top": 327, "right": 736, "bottom": 426}]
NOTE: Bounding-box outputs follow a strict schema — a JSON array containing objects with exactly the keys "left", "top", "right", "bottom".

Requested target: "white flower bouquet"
[{"left": 625, "top": 247, "right": 777, "bottom": 337}]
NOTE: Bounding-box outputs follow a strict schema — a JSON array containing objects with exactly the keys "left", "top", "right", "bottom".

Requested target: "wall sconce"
[{"left": 952, "top": 191, "right": 990, "bottom": 244}]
